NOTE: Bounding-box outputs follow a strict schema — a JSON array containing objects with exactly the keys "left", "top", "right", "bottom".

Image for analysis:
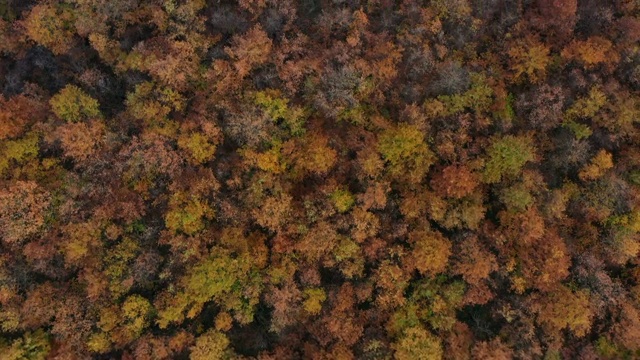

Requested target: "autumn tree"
[
  {"left": 0, "top": 181, "right": 51, "bottom": 245},
  {"left": 164, "top": 192, "right": 214, "bottom": 236},
  {"left": 406, "top": 228, "right": 452, "bottom": 276},
  {"left": 508, "top": 36, "right": 551, "bottom": 83},
  {"left": 24, "top": 3, "right": 75, "bottom": 55},
  {"left": 226, "top": 25, "right": 273, "bottom": 77},
  {"left": 533, "top": 0, "right": 578, "bottom": 39},
  {"left": 50, "top": 85, "right": 101, "bottom": 123},
  {"left": 392, "top": 326, "right": 443, "bottom": 360},
  {"left": 0, "top": 329, "right": 51, "bottom": 360},
  {"left": 562, "top": 36, "right": 620, "bottom": 70},
  {"left": 531, "top": 285, "right": 594, "bottom": 338},
  {"left": 378, "top": 124, "right": 435, "bottom": 183},
  {"left": 430, "top": 165, "right": 479, "bottom": 199},
  {"left": 579, "top": 150, "right": 614, "bottom": 181},
  {"left": 482, "top": 135, "right": 536, "bottom": 184},
  {"left": 190, "top": 330, "right": 233, "bottom": 360},
  {"left": 54, "top": 121, "right": 106, "bottom": 161},
  {"left": 0, "top": 131, "right": 40, "bottom": 177},
  {"left": 155, "top": 246, "right": 263, "bottom": 328}
]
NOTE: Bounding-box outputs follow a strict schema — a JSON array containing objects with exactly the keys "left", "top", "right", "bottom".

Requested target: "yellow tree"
[
  {"left": 579, "top": 150, "right": 613, "bottom": 181},
  {"left": 532, "top": 286, "right": 593, "bottom": 338},
  {"left": 24, "top": 3, "right": 75, "bottom": 55},
  {"left": 407, "top": 228, "right": 451, "bottom": 276},
  {"left": 164, "top": 192, "right": 214, "bottom": 236},
  {"left": 392, "top": 326, "right": 443, "bottom": 360},
  {"left": 378, "top": 124, "right": 435, "bottom": 183},
  {"left": 190, "top": 330, "right": 232, "bottom": 360},
  {"left": 50, "top": 85, "right": 101, "bottom": 123},
  {"left": 508, "top": 36, "right": 551, "bottom": 83}
]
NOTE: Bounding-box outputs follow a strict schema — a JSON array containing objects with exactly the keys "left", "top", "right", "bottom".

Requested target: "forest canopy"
[{"left": 1, "top": 0, "right": 640, "bottom": 359}]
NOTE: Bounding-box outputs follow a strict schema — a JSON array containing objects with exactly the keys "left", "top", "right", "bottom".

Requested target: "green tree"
[
  {"left": 50, "top": 85, "right": 101, "bottom": 123},
  {"left": 482, "top": 135, "right": 536, "bottom": 183},
  {"left": 331, "top": 188, "right": 355, "bottom": 213},
  {"left": 378, "top": 124, "right": 435, "bottom": 182},
  {"left": 0, "top": 131, "right": 39, "bottom": 176},
  {"left": 0, "top": 329, "right": 50, "bottom": 360},
  {"left": 156, "top": 247, "right": 263, "bottom": 328}
]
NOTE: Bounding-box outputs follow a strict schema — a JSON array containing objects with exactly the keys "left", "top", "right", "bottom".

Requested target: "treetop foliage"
[{"left": 1, "top": 0, "right": 640, "bottom": 359}]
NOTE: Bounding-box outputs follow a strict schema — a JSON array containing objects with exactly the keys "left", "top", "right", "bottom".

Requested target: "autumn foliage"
[{"left": 0, "top": 1, "right": 639, "bottom": 359}]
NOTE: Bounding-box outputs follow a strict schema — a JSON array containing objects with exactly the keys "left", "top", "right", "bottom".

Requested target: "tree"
[
  {"left": 330, "top": 188, "right": 355, "bottom": 213},
  {"left": 254, "top": 89, "right": 307, "bottom": 136},
  {"left": 453, "top": 236, "right": 497, "bottom": 286},
  {"left": 508, "top": 36, "right": 551, "bottom": 84},
  {"left": 0, "top": 131, "right": 40, "bottom": 176},
  {"left": 24, "top": 3, "right": 75, "bottom": 55},
  {"left": 89, "top": 295, "right": 153, "bottom": 351},
  {"left": 359, "top": 181, "right": 389, "bottom": 211},
  {"left": 0, "top": 181, "right": 50, "bottom": 245},
  {"left": 253, "top": 192, "right": 292, "bottom": 231},
  {"left": 50, "top": 85, "right": 101, "bottom": 123},
  {"left": 164, "top": 192, "right": 214, "bottom": 236},
  {"left": 177, "top": 132, "right": 217, "bottom": 165},
  {"left": 378, "top": 124, "right": 435, "bottom": 183},
  {"left": 482, "top": 135, "right": 536, "bottom": 184},
  {"left": 407, "top": 228, "right": 451, "bottom": 276},
  {"left": 427, "top": 192, "right": 486, "bottom": 230},
  {"left": 225, "top": 25, "right": 273, "bottom": 77},
  {"left": 0, "top": 329, "right": 51, "bottom": 360},
  {"left": 137, "top": 38, "right": 207, "bottom": 91},
  {"left": 302, "top": 288, "right": 326, "bottom": 315},
  {"left": 0, "top": 95, "right": 48, "bottom": 141},
  {"left": 499, "top": 182, "right": 533, "bottom": 212},
  {"left": 579, "top": 150, "right": 613, "bottom": 181},
  {"left": 564, "top": 86, "right": 607, "bottom": 121},
  {"left": 291, "top": 135, "right": 338, "bottom": 176},
  {"left": 125, "top": 82, "right": 185, "bottom": 130},
  {"left": 392, "top": 326, "right": 443, "bottom": 360},
  {"left": 472, "top": 338, "right": 513, "bottom": 360},
  {"left": 55, "top": 121, "right": 106, "bottom": 161},
  {"left": 155, "top": 247, "right": 263, "bottom": 328},
  {"left": 533, "top": 0, "right": 577, "bottom": 39},
  {"left": 430, "top": 165, "right": 478, "bottom": 199},
  {"left": 516, "top": 84, "right": 566, "bottom": 130},
  {"left": 562, "top": 36, "right": 620, "bottom": 70},
  {"left": 423, "top": 73, "right": 494, "bottom": 119},
  {"left": 190, "top": 330, "right": 232, "bottom": 360},
  {"left": 532, "top": 286, "right": 594, "bottom": 338}
]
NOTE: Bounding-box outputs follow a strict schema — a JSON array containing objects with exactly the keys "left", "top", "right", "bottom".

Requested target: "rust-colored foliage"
[
  {"left": 226, "top": 25, "right": 273, "bottom": 77},
  {"left": 562, "top": 36, "right": 620, "bottom": 70},
  {"left": 430, "top": 165, "right": 478, "bottom": 199},
  {"left": 0, "top": 181, "right": 50, "bottom": 245}
]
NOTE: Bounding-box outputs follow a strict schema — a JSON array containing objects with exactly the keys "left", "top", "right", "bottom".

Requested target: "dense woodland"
[{"left": 0, "top": 0, "right": 640, "bottom": 358}]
